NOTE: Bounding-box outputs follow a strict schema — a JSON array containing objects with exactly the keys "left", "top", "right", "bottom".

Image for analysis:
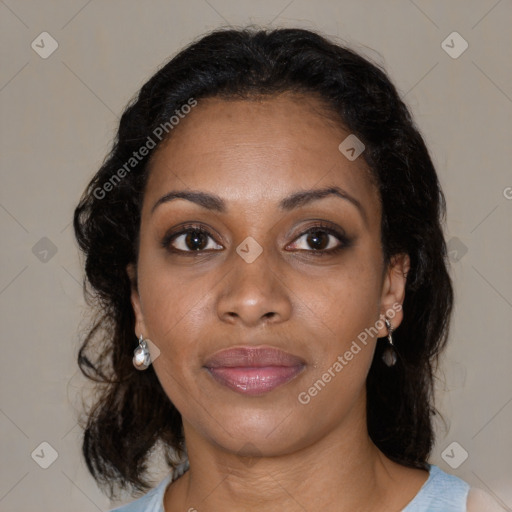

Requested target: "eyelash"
[{"left": 161, "top": 221, "right": 352, "bottom": 257}]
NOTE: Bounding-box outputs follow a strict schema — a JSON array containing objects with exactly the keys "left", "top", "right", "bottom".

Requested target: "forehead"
[{"left": 144, "top": 93, "right": 379, "bottom": 221}]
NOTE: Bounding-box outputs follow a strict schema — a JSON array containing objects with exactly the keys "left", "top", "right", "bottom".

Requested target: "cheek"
[
  {"left": 299, "top": 253, "right": 383, "bottom": 347},
  {"left": 293, "top": 251, "right": 383, "bottom": 394},
  {"left": 137, "top": 264, "right": 209, "bottom": 412},
  {"left": 137, "top": 247, "right": 212, "bottom": 340},
  {"left": 292, "top": 269, "right": 381, "bottom": 426}
]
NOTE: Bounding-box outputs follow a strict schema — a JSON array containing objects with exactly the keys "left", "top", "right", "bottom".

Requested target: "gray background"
[{"left": 1, "top": 1, "right": 511, "bottom": 510}]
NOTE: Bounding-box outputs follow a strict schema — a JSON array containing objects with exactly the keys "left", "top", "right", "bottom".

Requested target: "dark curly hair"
[{"left": 73, "top": 26, "right": 453, "bottom": 500}]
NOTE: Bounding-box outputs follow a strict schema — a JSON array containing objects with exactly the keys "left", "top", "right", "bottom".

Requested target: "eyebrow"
[{"left": 151, "top": 186, "right": 368, "bottom": 225}]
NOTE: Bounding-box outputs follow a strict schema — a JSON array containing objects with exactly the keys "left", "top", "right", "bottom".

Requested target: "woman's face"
[{"left": 128, "top": 93, "right": 409, "bottom": 457}]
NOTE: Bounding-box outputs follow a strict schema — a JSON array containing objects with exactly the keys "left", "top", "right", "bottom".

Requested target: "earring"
[
  {"left": 382, "top": 317, "right": 397, "bottom": 367},
  {"left": 133, "top": 334, "right": 151, "bottom": 370}
]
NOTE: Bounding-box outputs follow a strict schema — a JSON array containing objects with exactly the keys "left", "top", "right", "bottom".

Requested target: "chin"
[{"left": 202, "top": 407, "right": 311, "bottom": 456}]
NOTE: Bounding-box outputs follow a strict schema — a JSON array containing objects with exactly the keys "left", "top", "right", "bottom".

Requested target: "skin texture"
[{"left": 126, "top": 93, "right": 428, "bottom": 511}]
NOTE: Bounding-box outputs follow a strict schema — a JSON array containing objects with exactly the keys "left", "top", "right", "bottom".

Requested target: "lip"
[{"left": 204, "top": 346, "right": 306, "bottom": 396}]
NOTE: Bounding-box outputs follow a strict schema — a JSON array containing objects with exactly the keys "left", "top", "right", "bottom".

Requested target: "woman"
[{"left": 73, "top": 27, "right": 504, "bottom": 511}]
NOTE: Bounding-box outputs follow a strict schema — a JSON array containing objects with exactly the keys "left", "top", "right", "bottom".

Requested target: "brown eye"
[
  {"left": 162, "top": 226, "right": 223, "bottom": 253},
  {"left": 183, "top": 230, "right": 209, "bottom": 251},
  {"left": 305, "top": 230, "right": 331, "bottom": 250},
  {"left": 288, "top": 226, "right": 348, "bottom": 253}
]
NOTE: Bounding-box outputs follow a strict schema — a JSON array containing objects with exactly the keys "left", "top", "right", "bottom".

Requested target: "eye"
[
  {"left": 162, "top": 224, "right": 223, "bottom": 254},
  {"left": 161, "top": 222, "right": 351, "bottom": 256},
  {"left": 287, "top": 223, "right": 350, "bottom": 255}
]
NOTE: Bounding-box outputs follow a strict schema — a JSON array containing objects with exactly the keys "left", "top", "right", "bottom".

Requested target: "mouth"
[{"left": 203, "top": 346, "right": 306, "bottom": 396}]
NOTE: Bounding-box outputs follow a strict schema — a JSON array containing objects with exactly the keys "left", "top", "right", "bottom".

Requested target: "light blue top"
[{"left": 108, "top": 463, "right": 470, "bottom": 512}]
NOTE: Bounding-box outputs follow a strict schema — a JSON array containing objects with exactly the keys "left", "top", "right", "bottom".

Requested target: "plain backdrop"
[{"left": 1, "top": 1, "right": 511, "bottom": 510}]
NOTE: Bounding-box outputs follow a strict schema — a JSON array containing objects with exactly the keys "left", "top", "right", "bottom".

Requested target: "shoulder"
[
  {"left": 107, "top": 473, "right": 173, "bottom": 512},
  {"left": 404, "top": 465, "right": 508, "bottom": 512},
  {"left": 466, "top": 487, "right": 507, "bottom": 512},
  {"left": 403, "top": 464, "right": 470, "bottom": 511},
  {"left": 420, "top": 464, "right": 470, "bottom": 496}
]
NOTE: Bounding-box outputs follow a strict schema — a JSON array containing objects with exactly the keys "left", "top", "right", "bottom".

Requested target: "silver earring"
[
  {"left": 382, "top": 317, "right": 397, "bottom": 367},
  {"left": 133, "top": 334, "right": 151, "bottom": 370}
]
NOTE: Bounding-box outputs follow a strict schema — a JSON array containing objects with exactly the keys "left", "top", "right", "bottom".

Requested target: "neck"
[{"left": 164, "top": 399, "right": 425, "bottom": 512}]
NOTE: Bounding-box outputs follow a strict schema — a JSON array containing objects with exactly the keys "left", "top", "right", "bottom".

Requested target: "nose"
[{"left": 216, "top": 245, "right": 292, "bottom": 328}]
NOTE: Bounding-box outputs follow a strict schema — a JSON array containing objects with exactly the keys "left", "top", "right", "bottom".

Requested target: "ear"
[
  {"left": 377, "top": 253, "right": 410, "bottom": 337},
  {"left": 126, "top": 263, "right": 147, "bottom": 338}
]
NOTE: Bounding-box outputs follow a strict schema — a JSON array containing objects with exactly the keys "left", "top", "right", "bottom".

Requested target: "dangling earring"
[
  {"left": 133, "top": 334, "right": 151, "bottom": 370},
  {"left": 382, "top": 317, "right": 397, "bottom": 367}
]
